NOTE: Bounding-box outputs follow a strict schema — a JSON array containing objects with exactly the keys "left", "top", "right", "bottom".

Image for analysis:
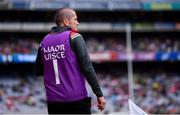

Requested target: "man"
[{"left": 35, "top": 8, "right": 106, "bottom": 114}]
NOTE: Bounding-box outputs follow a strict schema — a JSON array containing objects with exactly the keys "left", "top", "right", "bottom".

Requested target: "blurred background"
[{"left": 0, "top": 0, "right": 180, "bottom": 114}]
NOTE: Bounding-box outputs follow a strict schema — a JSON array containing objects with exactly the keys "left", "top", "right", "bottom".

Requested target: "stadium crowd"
[
  {"left": 0, "top": 76, "right": 47, "bottom": 114},
  {"left": 0, "top": 37, "right": 180, "bottom": 55},
  {"left": 134, "top": 72, "right": 180, "bottom": 114},
  {"left": 0, "top": 36, "right": 180, "bottom": 114},
  {"left": 0, "top": 71, "right": 180, "bottom": 114},
  {"left": 86, "top": 37, "right": 180, "bottom": 53},
  {"left": 0, "top": 38, "right": 39, "bottom": 55}
]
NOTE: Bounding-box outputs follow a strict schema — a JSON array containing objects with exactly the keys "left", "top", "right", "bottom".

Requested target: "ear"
[{"left": 63, "top": 18, "right": 69, "bottom": 26}]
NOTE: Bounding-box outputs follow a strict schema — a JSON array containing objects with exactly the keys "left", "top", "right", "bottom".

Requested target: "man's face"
[{"left": 67, "top": 11, "right": 79, "bottom": 31}]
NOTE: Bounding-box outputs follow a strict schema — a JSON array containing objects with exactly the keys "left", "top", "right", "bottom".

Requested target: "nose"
[{"left": 77, "top": 21, "right": 79, "bottom": 25}]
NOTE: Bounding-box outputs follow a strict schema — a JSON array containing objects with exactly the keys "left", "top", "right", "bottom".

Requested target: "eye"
[{"left": 74, "top": 17, "right": 78, "bottom": 21}]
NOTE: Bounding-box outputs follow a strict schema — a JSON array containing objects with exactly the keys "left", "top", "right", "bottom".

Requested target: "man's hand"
[{"left": 97, "top": 96, "right": 106, "bottom": 111}]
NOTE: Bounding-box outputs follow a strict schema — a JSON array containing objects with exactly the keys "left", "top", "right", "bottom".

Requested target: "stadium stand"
[{"left": 0, "top": 0, "right": 179, "bottom": 114}]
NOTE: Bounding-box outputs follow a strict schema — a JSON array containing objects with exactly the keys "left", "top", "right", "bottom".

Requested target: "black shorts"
[{"left": 47, "top": 97, "right": 91, "bottom": 114}]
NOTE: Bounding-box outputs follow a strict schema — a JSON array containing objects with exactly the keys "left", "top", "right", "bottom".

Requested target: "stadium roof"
[{"left": 0, "top": 0, "right": 179, "bottom": 11}]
